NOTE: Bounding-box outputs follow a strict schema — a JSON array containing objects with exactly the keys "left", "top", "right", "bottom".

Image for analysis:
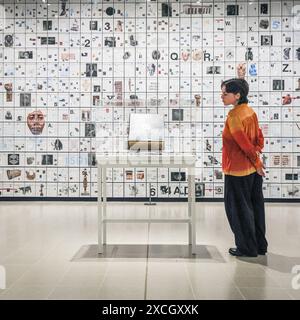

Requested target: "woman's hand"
[{"left": 257, "top": 166, "right": 265, "bottom": 177}]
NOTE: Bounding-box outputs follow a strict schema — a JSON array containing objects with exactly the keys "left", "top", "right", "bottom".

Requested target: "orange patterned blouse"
[{"left": 222, "top": 103, "right": 264, "bottom": 176}]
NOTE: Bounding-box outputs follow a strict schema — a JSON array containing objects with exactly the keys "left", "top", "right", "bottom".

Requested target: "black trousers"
[{"left": 224, "top": 172, "right": 268, "bottom": 255}]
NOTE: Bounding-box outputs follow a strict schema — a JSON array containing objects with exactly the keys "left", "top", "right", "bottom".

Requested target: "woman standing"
[{"left": 221, "top": 78, "right": 268, "bottom": 257}]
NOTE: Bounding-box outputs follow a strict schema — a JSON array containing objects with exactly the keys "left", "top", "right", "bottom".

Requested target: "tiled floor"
[{"left": 0, "top": 201, "right": 300, "bottom": 300}]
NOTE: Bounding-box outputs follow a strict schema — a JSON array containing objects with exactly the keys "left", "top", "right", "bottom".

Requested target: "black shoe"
[
  {"left": 229, "top": 248, "right": 257, "bottom": 257},
  {"left": 258, "top": 250, "right": 267, "bottom": 255}
]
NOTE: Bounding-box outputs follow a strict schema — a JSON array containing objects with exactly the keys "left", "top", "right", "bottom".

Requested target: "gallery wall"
[{"left": 1, "top": 0, "right": 300, "bottom": 199}]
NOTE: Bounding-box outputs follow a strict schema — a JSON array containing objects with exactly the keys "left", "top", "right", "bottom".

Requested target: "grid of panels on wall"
[{"left": 1, "top": 0, "right": 300, "bottom": 199}]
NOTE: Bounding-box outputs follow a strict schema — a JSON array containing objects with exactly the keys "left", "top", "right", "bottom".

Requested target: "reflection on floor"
[
  {"left": 0, "top": 201, "right": 300, "bottom": 300},
  {"left": 72, "top": 244, "right": 223, "bottom": 260}
]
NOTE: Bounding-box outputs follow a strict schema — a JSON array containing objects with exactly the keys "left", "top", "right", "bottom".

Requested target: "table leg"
[
  {"left": 98, "top": 165, "right": 103, "bottom": 254},
  {"left": 188, "top": 167, "right": 192, "bottom": 245},
  {"left": 191, "top": 167, "right": 196, "bottom": 254},
  {"left": 103, "top": 167, "right": 107, "bottom": 245}
]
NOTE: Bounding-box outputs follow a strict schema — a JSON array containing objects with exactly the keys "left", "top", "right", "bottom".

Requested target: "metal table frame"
[{"left": 97, "top": 154, "right": 196, "bottom": 254}]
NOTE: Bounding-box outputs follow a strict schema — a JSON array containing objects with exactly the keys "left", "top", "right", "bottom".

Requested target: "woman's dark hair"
[{"left": 221, "top": 78, "right": 249, "bottom": 104}]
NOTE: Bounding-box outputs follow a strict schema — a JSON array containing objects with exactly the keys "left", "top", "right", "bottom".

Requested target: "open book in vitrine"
[{"left": 128, "top": 113, "right": 165, "bottom": 151}]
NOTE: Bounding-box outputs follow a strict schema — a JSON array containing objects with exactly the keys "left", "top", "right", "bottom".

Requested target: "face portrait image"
[
  {"left": 20, "top": 93, "right": 31, "bottom": 107},
  {"left": 27, "top": 110, "right": 45, "bottom": 135}
]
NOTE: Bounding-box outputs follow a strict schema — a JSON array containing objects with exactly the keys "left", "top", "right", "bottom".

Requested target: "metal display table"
[{"left": 96, "top": 153, "right": 197, "bottom": 254}]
